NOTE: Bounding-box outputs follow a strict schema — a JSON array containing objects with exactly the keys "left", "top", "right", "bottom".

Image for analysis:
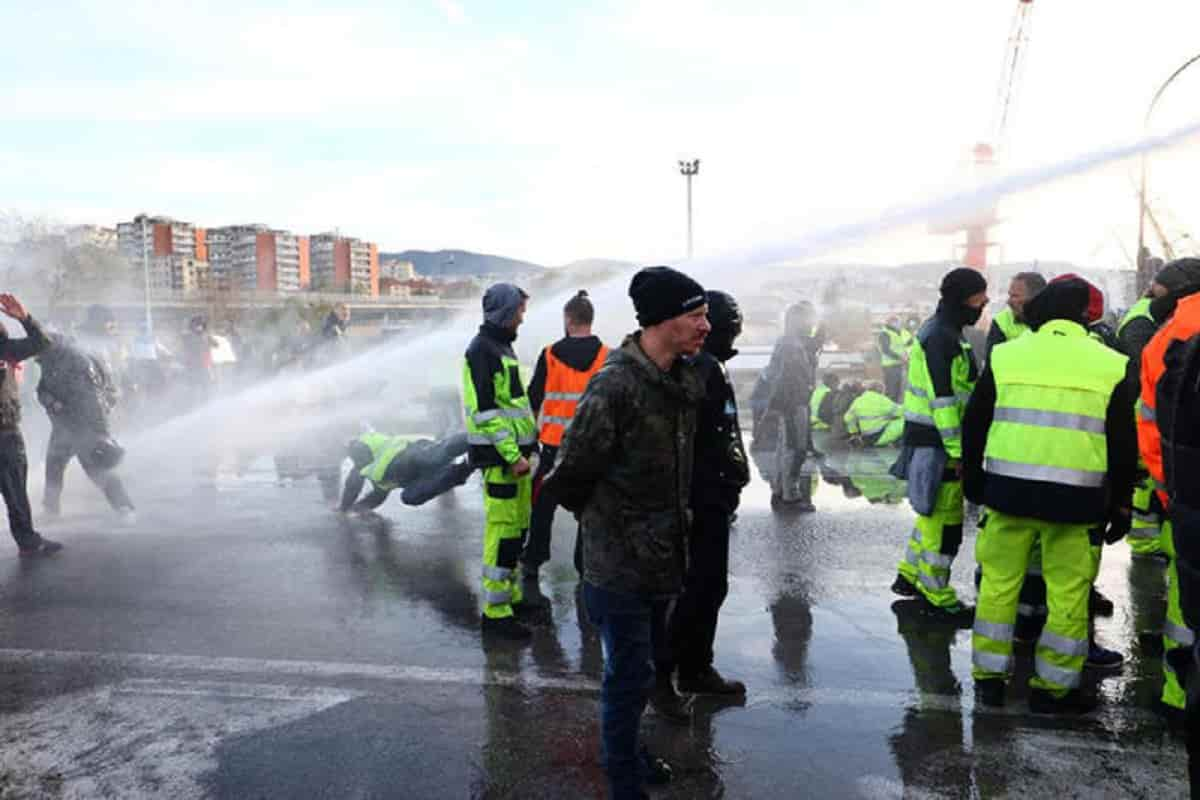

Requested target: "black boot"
[
  {"left": 891, "top": 574, "right": 919, "bottom": 597},
  {"left": 677, "top": 665, "right": 747, "bottom": 696},
  {"left": 649, "top": 670, "right": 690, "bottom": 723},
  {"left": 974, "top": 678, "right": 1006, "bottom": 708},
  {"left": 480, "top": 614, "right": 532, "bottom": 641},
  {"left": 1029, "top": 688, "right": 1099, "bottom": 715}
]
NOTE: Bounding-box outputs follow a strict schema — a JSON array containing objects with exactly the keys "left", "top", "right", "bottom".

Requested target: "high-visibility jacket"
[
  {"left": 1119, "top": 297, "right": 1154, "bottom": 337},
  {"left": 992, "top": 307, "right": 1028, "bottom": 344},
  {"left": 985, "top": 320, "right": 1127, "bottom": 504},
  {"left": 877, "top": 326, "right": 907, "bottom": 368},
  {"left": 902, "top": 318, "right": 977, "bottom": 459},
  {"left": 810, "top": 383, "right": 831, "bottom": 430},
  {"left": 844, "top": 389, "right": 903, "bottom": 445},
  {"left": 462, "top": 326, "right": 538, "bottom": 467},
  {"left": 900, "top": 328, "right": 916, "bottom": 351},
  {"left": 358, "top": 432, "right": 422, "bottom": 491},
  {"left": 1139, "top": 293, "right": 1200, "bottom": 504},
  {"left": 538, "top": 344, "right": 608, "bottom": 446}
]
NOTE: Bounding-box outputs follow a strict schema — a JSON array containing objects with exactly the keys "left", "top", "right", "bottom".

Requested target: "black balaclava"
[
  {"left": 703, "top": 290, "right": 742, "bottom": 362},
  {"left": 1022, "top": 278, "right": 1090, "bottom": 330},
  {"left": 938, "top": 267, "right": 988, "bottom": 328}
]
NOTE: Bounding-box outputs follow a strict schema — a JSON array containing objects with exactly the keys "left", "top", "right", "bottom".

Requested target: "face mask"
[{"left": 962, "top": 304, "right": 984, "bottom": 326}]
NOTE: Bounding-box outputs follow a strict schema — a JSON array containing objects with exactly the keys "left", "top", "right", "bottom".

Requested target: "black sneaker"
[
  {"left": 1029, "top": 688, "right": 1099, "bottom": 715},
  {"left": 480, "top": 615, "right": 532, "bottom": 641},
  {"left": 677, "top": 666, "right": 746, "bottom": 696},
  {"left": 19, "top": 538, "right": 63, "bottom": 558},
  {"left": 974, "top": 678, "right": 1006, "bottom": 708},
  {"left": 1086, "top": 644, "right": 1125, "bottom": 670},
  {"left": 649, "top": 680, "right": 691, "bottom": 723},
  {"left": 891, "top": 575, "right": 919, "bottom": 597},
  {"left": 639, "top": 747, "right": 673, "bottom": 786},
  {"left": 1089, "top": 587, "right": 1115, "bottom": 618}
]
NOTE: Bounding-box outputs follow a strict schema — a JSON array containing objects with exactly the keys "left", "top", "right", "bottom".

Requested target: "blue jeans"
[{"left": 583, "top": 582, "right": 670, "bottom": 800}]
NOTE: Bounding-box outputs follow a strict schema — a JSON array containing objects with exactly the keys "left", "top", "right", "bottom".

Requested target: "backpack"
[{"left": 1159, "top": 333, "right": 1200, "bottom": 503}]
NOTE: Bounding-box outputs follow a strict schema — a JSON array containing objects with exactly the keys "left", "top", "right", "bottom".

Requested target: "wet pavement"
[{"left": 0, "top": 447, "right": 1186, "bottom": 798}]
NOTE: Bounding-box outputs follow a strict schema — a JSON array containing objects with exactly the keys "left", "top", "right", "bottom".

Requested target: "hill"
[{"left": 380, "top": 249, "right": 545, "bottom": 277}]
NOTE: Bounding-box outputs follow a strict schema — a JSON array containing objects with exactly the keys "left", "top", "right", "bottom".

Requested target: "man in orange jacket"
[{"left": 1138, "top": 271, "right": 1200, "bottom": 719}]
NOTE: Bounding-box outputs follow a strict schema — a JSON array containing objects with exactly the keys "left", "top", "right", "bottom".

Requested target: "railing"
[{"left": 56, "top": 289, "right": 474, "bottom": 308}]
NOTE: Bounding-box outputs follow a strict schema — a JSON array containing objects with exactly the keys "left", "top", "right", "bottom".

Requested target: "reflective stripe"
[
  {"left": 1026, "top": 563, "right": 1042, "bottom": 577},
  {"left": 472, "top": 408, "right": 532, "bottom": 424},
  {"left": 993, "top": 407, "right": 1106, "bottom": 435},
  {"left": 482, "top": 565, "right": 512, "bottom": 581},
  {"left": 974, "top": 619, "right": 1014, "bottom": 642},
  {"left": 904, "top": 410, "right": 934, "bottom": 426},
  {"left": 918, "top": 572, "right": 945, "bottom": 590},
  {"left": 937, "top": 425, "right": 961, "bottom": 440},
  {"left": 1034, "top": 656, "right": 1081, "bottom": 689},
  {"left": 909, "top": 527, "right": 923, "bottom": 544},
  {"left": 544, "top": 391, "right": 582, "bottom": 401},
  {"left": 930, "top": 396, "right": 960, "bottom": 410},
  {"left": 1165, "top": 621, "right": 1196, "bottom": 646},
  {"left": 540, "top": 415, "right": 572, "bottom": 428},
  {"left": 1138, "top": 400, "right": 1156, "bottom": 422},
  {"left": 469, "top": 430, "right": 511, "bottom": 445},
  {"left": 1038, "top": 631, "right": 1088, "bottom": 658},
  {"left": 924, "top": 552, "right": 953, "bottom": 569},
  {"left": 906, "top": 383, "right": 929, "bottom": 399},
  {"left": 957, "top": 391, "right": 972, "bottom": 406},
  {"left": 973, "top": 650, "right": 1011, "bottom": 674},
  {"left": 1127, "top": 525, "right": 1161, "bottom": 538},
  {"left": 1017, "top": 603, "right": 1048, "bottom": 618},
  {"left": 484, "top": 590, "right": 513, "bottom": 605},
  {"left": 904, "top": 547, "right": 920, "bottom": 566},
  {"left": 983, "top": 457, "right": 1106, "bottom": 488}
]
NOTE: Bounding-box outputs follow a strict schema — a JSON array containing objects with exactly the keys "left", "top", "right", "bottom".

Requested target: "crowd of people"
[{"left": 1, "top": 256, "right": 1200, "bottom": 797}]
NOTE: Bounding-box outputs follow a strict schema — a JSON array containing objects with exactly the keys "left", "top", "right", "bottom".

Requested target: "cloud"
[{"left": 435, "top": 0, "right": 467, "bottom": 25}]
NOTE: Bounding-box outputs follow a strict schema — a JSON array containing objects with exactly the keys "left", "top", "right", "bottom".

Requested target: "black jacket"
[
  {"left": 0, "top": 316, "right": 49, "bottom": 430},
  {"left": 37, "top": 337, "right": 118, "bottom": 436},
  {"left": 691, "top": 351, "right": 750, "bottom": 513},
  {"left": 961, "top": 364, "right": 1137, "bottom": 524},
  {"left": 527, "top": 334, "right": 605, "bottom": 416}
]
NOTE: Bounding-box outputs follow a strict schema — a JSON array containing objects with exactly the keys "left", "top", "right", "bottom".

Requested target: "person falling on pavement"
[{"left": 339, "top": 431, "right": 473, "bottom": 513}]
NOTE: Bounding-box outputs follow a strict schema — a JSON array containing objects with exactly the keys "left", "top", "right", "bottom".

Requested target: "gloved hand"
[{"left": 1103, "top": 507, "right": 1132, "bottom": 544}]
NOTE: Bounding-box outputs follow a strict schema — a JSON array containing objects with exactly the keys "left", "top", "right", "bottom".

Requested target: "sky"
[{"left": 3, "top": 0, "right": 1200, "bottom": 268}]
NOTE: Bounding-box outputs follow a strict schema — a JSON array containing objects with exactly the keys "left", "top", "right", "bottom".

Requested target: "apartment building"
[
  {"left": 64, "top": 225, "right": 118, "bottom": 251},
  {"left": 310, "top": 233, "right": 379, "bottom": 296},
  {"left": 117, "top": 214, "right": 210, "bottom": 292},
  {"left": 206, "top": 225, "right": 311, "bottom": 293}
]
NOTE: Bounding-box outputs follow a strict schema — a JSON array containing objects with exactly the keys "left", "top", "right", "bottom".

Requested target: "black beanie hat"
[
  {"left": 939, "top": 267, "right": 988, "bottom": 304},
  {"left": 1023, "top": 277, "right": 1091, "bottom": 330},
  {"left": 1153, "top": 258, "right": 1200, "bottom": 293},
  {"left": 629, "top": 266, "right": 707, "bottom": 327}
]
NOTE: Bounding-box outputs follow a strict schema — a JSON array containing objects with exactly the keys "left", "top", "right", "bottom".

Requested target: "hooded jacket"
[
  {"left": 543, "top": 332, "right": 705, "bottom": 595},
  {"left": 37, "top": 335, "right": 118, "bottom": 436}
]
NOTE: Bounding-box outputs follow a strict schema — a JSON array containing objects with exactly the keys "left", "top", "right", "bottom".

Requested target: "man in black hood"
[
  {"left": 891, "top": 268, "right": 987, "bottom": 622},
  {"left": 660, "top": 289, "right": 751, "bottom": 703}
]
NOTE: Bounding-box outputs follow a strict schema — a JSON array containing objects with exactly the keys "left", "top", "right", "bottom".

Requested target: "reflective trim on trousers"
[
  {"left": 1128, "top": 524, "right": 1161, "bottom": 538},
  {"left": 983, "top": 457, "right": 1106, "bottom": 488},
  {"left": 904, "top": 545, "right": 920, "bottom": 566},
  {"left": 973, "top": 650, "right": 1011, "bottom": 674},
  {"left": 484, "top": 589, "right": 513, "bottom": 606},
  {"left": 904, "top": 410, "right": 934, "bottom": 426},
  {"left": 1034, "top": 656, "right": 1081, "bottom": 689},
  {"left": 924, "top": 552, "right": 954, "bottom": 569},
  {"left": 937, "top": 425, "right": 961, "bottom": 440},
  {"left": 1017, "top": 603, "right": 1047, "bottom": 618},
  {"left": 974, "top": 619, "right": 1015, "bottom": 642},
  {"left": 482, "top": 564, "right": 512, "bottom": 581},
  {"left": 1165, "top": 621, "right": 1196, "bottom": 646},
  {"left": 918, "top": 571, "right": 947, "bottom": 591},
  {"left": 992, "top": 407, "right": 1106, "bottom": 435},
  {"left": 1038, "top": 630, "right": 1088, "bottom": 658}
]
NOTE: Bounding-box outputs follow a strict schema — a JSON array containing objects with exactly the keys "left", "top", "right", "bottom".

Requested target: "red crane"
[{"left": 937, "top": 0, "right": 1035, "bottom": 270}]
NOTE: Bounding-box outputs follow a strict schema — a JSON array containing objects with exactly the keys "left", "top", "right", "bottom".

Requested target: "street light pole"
[
  {"left": 1137, "top": 52, "right": 1200, "bottom": 291},
  {"left": 678, "top": 159, "right": 700, "bottom": 260},
  {"left": 140, "top": 217, "right": 155, "bottom": 344}
]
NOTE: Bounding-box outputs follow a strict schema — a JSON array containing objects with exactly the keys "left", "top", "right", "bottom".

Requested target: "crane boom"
[{"left": 990, "top": 0, "right": 1035, "bottom": 158}]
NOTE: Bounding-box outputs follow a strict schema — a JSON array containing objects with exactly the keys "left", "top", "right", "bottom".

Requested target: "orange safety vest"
[
  {"left": 1138, "top": 292, "right": 1200, "bottom": 506},
  {"left": 539, "top": 344, "right": 608, "bottom": 446}
]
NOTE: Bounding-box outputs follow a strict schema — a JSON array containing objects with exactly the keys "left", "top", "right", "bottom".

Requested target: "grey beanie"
[{"left": 482, "top": 283, "right": 529, "bottom": 327}]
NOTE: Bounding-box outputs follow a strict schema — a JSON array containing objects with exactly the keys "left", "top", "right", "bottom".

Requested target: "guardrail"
[{"left": 54, "top": 290, "right": 475, "bottom": 309}]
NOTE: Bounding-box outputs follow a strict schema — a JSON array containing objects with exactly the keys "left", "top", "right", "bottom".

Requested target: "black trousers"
[
  {"left": 44, "top": 423, "right": 133, "bottom": 513},
  {"left": 666, "top": 507, "right": 731, "bottom": 675},
  {"left": 0, "top": 429, "right": 41, "bottom": 549},
  {"left": 520, "top": 444, "right": 558, "bottom": 570}
]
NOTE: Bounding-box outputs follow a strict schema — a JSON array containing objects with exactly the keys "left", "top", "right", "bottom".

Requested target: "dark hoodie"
[
  {"left": 0, "top": 315, "right": 49, "bottom": 430},
  {"left": 526, "top": 335, "right": 605, "bottom": 415}
]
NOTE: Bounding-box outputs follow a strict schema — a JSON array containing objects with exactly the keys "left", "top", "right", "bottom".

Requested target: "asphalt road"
[{"left": 0, "top": 445, "right": 1185, "bottom": 799}]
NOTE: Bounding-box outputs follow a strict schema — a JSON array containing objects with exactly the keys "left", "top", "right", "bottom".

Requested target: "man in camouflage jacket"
[{"left": 545, "top": 266, "right": 710, "bottom": 800}]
